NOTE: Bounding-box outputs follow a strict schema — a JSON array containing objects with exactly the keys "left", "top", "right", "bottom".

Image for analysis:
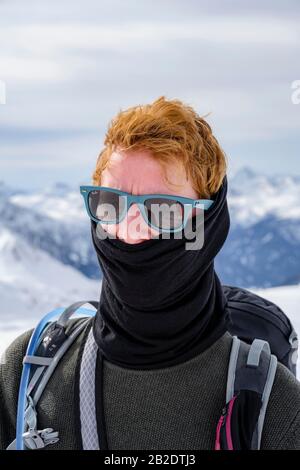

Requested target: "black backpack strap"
[{"left": 215, "top": 335, "right": 278, "bottom": 450}]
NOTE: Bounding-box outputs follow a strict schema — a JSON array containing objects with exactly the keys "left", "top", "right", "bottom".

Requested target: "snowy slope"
[
  {"left": 0, "top": 191, "right": 99, "bottom": 279},
  {"left": 253, "top": 284, "right": 300, "bottom": 377},
  {"left": 0, "top": 226, "right": 101, "bottom": 356},
  {"left": 253, "top": 284, "right": 300, "bottom": 336},
  {"left": 1, "top": 278, "right": 299, "bottom": 377}
]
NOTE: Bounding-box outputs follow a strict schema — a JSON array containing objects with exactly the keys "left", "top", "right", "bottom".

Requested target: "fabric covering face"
[{"left": 91, "top": 176, "right": 231, "bottom": 369}]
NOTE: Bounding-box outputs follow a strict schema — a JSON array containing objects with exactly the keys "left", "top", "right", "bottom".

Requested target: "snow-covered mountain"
[
  {"left": 216, "top": 214, "right": 300, "bottom": 287},
  {"left": 216, "top": 168, "right": 300, "bottom": 288},
  {"left": 9, "top": 181, "right": 85, "bottom": 222},
  {"left": 1, "top": 169, "right": 299, "bottom": 289},
  {"left": 0, "top": 185, "right": 99, "bottom": 279},
  {"left": 0, "top": 226, "right": 101, "bottom": 354},
  {"left": 228, "top": 167, "right": 300, "bottom": 227}
]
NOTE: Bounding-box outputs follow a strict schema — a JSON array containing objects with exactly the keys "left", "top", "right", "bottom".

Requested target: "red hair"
[{"left": 92, "top": 96, "right": 227, "bottom": 198}]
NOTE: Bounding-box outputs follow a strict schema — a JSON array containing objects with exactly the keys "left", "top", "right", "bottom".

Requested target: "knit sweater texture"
[{"left": 1, "top": 323, "right": 300, "bottom": 450}]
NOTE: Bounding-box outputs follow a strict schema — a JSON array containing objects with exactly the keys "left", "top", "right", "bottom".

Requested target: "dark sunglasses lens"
[
  {"left": 88, "top": 190, "right": 126, "bottom": 222},
  {"left": 144, "top": 198, "right": 184, "bottom": 229}
]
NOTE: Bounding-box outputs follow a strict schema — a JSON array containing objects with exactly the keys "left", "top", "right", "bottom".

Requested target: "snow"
[
  {"left": 0, "top": 263, "right": 299, "bottom": 376},
  {"left": 10, "top": 189, "right": 85, "bottom": 222},
  {"left": 0, "top": 226, "right": 101, "bottom": 358},
  {"left": 229, "top": 168, "right": 300, "bottom": 226},
  {"left": 253, "top": 284, "right": 300, "bottom": 377}
]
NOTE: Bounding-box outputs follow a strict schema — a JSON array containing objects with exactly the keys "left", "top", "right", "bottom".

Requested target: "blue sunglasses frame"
[{"left": 80, "top": 185, "right": 214, "bottom": 233}]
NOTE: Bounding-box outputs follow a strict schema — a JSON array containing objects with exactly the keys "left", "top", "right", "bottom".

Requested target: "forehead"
[
  {"left": 108, "top": 149, "right": 163, "bottom": 176},
  {"left": 103, "top": 149, "right": 186, "bottom": 193}
]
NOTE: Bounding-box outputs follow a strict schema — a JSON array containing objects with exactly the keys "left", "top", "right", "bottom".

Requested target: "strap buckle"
[{"left": 23, "top": 428, "right": 59, "bottom": 449}]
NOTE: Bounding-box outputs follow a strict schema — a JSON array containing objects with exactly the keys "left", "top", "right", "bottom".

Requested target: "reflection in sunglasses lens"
[
  {"left": 144, "top": 198, "right": 184, "bottom": 229},
  {"left": 88, "top": 190, "right": 126, "bottom": 222}
]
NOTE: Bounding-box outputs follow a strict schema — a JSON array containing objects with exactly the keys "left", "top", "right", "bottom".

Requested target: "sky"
[{"left": 0, "top": 0, "right": 299, "bottom": 189}]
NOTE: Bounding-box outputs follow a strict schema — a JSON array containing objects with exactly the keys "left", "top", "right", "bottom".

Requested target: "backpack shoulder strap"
[
  {"left": 7, "top": 300, "right": 98, "bottom": 450},
  {"left": 216, "top": 335, "right": 278, "bottom": 450},
  {"left": 228, "top": 335, "right": 278, "bottom": 449},
  {"left": 78, "top": 326, "right": 100, "bottom": 450}
]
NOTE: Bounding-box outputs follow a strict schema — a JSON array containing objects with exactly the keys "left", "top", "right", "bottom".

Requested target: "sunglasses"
[{"left": 80, "top": 185, "right": 214, "bottom": 233}]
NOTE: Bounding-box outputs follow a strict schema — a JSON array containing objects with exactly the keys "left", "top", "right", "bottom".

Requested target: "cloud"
[
  {"left": 1, "top": 17, "right": 299, "bottom": 58},
  {"left": 0, "top": 0, "right": 299, "bottom": 187}
]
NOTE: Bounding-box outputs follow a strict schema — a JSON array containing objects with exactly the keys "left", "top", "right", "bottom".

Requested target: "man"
[{"left": 1, "top": 96, "right": 299, "bottom": 450}]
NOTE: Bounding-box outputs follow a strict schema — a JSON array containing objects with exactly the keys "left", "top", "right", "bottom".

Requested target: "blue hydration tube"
[{"left": 16, "top": 307, "right": 96, "bottom": 450}]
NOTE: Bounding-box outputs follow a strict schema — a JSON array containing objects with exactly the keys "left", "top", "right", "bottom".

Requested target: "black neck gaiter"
[{"left": 91, "top": 176, "right": 230, "bottom": 370}]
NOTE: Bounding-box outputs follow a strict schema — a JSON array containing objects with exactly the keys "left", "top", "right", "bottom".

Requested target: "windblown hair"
[{"left": 92, "top": 96, "right": 227, "bottom": 198}]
